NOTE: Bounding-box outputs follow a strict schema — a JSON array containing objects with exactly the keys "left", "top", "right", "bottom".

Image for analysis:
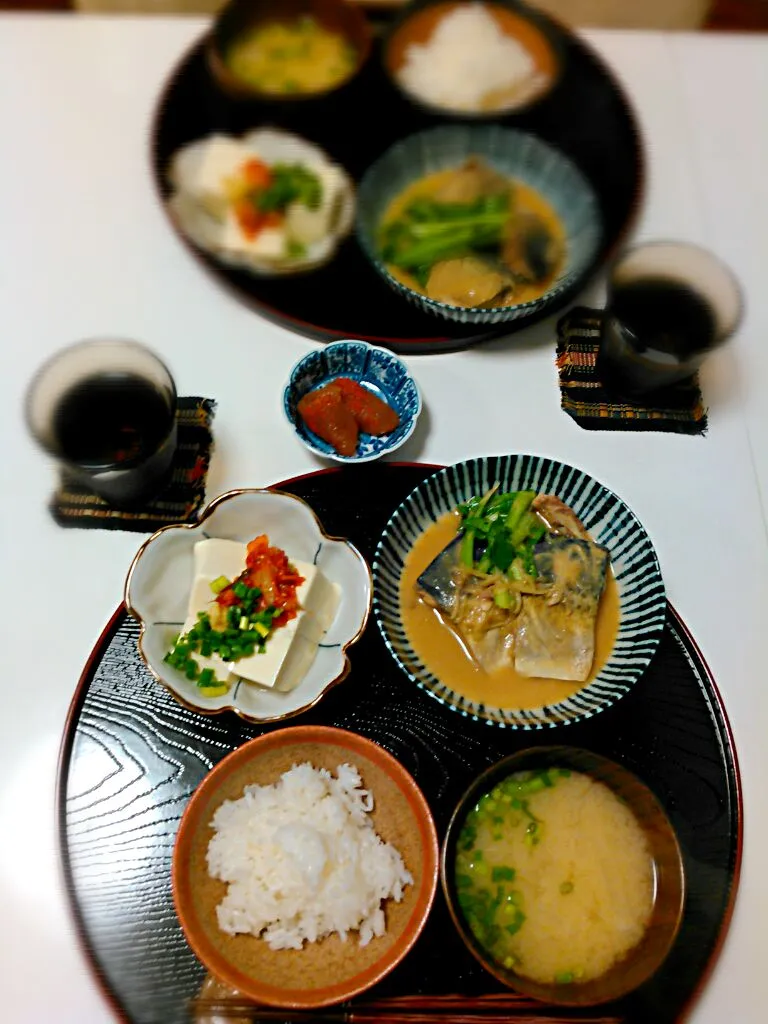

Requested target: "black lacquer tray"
[
  {"left": 150, "top": 5, "right": 644, "bottom": 353},
  {"left": 57, "top": 465, "right": 741, "bottom": 1024}
]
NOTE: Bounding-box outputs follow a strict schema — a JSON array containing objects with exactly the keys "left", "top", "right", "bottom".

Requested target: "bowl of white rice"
[
  {"left": 384, "top": 0, "right": 562, "bottom": 118},
  {"left": 173, "top": 725, "right": 439, "bottom": 1008}
]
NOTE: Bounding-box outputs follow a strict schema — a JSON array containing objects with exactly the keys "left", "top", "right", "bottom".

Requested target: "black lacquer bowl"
[
  {"left": 150, "top": 5, "right": 644, "bottom": 353},
  {"left": 58, "top": 464, "right": 740, "bottom": 1024}
]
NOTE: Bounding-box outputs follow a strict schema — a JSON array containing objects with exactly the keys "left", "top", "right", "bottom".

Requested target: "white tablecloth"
[{"left": 0, "top": 14, "right": 766, "bottom": 1023}]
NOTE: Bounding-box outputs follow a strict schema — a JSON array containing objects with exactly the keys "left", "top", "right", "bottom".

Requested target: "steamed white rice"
[
  {"left": 207, "top": 762, "right": 413, "bottom": 950},
  {"left": 398, "top": 3, "right": 546, "bottom": 112}
]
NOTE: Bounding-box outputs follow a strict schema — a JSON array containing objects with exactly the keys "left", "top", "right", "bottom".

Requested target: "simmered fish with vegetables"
[
  {"left": 417, "top": 489, "right": 611, "bottom": 683},
  {"left": 379, "top": 159, "right": 565, "bottom": 308}
]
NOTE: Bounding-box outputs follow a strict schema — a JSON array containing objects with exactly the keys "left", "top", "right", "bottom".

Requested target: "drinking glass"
[
  {"left": 26, "top": 338, "right": 178, "bottom": 508},
  {"left": 597, "top": 242, "right": 742, "bottom": 396}
]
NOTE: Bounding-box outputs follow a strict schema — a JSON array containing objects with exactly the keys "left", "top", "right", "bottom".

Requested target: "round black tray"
[
  {"left": 150, "top": 6, "right": 644, "bottom": 353},
  {"left": 57, "top": 464, "right": 740, "bottom": 1024}
]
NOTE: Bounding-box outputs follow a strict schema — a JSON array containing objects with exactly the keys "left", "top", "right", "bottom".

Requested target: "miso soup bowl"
[
  {"left": 207, "top": 0, "right": 373, "bottom": 104},
  {"left": 442, "top": 746, "right": 686, "bottom": 1006}
]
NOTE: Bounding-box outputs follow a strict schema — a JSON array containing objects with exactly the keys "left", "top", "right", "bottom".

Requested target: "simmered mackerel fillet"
[
  {"left": 415, "top": 493, "right": 610, "bottom": 682},
  {"left": 417, "top": 536, "right": 463, "bottom": 614},
  {"left": 514, "top": 535, "right": 610, "bottom": 681}
]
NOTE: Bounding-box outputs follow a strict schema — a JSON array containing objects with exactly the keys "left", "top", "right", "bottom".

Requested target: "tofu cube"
[
  {"left": 180, "top": 538, "right": 341, "bottom": 693},
  {"left": 171, "top": 135, "right": 250, "bottom": 221}
]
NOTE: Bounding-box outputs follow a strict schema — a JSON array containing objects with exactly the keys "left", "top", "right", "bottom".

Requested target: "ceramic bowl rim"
[
  {"left": 371, "top": 455, "right": 666, "bottom": 729},
  {"left": 440, "top": 744, "right": 686, "bottom": 1004},
  {"left": 171, "top": 724, "right": 440, "bottom": 1008},
  {"left": 123, "top": 487, "right": 372, "bottom": 724},
  {"left": 282, "top": 339, "right": 423, "bottom": 464}
]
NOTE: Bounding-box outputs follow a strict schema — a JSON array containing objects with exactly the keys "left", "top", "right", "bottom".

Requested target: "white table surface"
[{"left": 1, "top": 14, "right": 766, "bottom": 1024}]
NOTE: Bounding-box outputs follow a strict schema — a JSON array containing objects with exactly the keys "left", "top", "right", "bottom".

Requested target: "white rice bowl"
[
  {"left": 207, "top": 762, "right": 414, "bottom": 950},
  {"left": 395, "top": 4, "right": 550, "bottom": 113}
]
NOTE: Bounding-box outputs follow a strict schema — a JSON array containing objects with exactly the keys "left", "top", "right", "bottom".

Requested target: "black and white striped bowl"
[{"left": 373, "top": 456, "right": 666, "bottom": 729}]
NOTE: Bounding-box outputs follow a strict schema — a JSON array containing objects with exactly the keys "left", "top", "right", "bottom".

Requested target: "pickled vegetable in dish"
[
  {"left": 225, "top": 16, "right": 358, "bottom": 95},
  {"left": 379, "top": 159, "right": 565, "bottom": 308},
  {"left": 400, "top": 488, "right": 619, "bottom": 710},
  {"left": 298, "top": 378, "right": 400, "bottom": 456},
  {"left": 454, "top": 768, "right": 654, "bottom": 984},
  {"left": 168, "top": 130, "right": 355, "bottom": 276}
]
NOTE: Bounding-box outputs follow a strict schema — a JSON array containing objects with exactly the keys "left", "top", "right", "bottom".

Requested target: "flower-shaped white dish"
[
  {"left": 124, "top": 489, "right": 372, "bottom": 723},
  {"left": 167, "top": 129, "right": 355, "bottom": 278}
]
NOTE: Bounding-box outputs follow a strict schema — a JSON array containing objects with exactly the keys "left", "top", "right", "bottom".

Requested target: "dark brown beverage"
[
  {"left": 53, "top": 371, "right": 174, "bottom": 469},
  {"left": 599, "top": 277, "right": 718, "bottom": 395},
  {"left": 27, "top": 339, "right": 179, "bottom": 509}
]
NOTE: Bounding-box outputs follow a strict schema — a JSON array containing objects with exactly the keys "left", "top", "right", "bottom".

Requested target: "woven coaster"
[
  {"left": 556, "top": 308, "right": 707, "bottom": 435},
  {"left": 50, "top": 397, "right": 216, "bottom": 532}
]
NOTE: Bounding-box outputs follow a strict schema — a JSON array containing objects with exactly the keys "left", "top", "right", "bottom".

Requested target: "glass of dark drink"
[
  {"left": 598, "top": 242, "right": 742, "bottom": 396},
  {"left": 26, "top": 339, "right": 178, "bottom": 508}
]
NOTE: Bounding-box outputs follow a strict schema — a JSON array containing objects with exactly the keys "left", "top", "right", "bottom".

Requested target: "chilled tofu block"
[
  {"left": 169, "top": 135, "right": 250, "bottom": 221},
  {"left": 292, "top": 560, "right": 342, "bottom": 642},
  {"left": 181, "top": 538, "right": 341, "bottom": 692},
  {"left": 231, "top": 625, "right": 322, "bottom": 692},
  {"left": 285, "top": 165, "right": 347, "bottom": 246},
  {"left": 193, "top": 538, "right": 249, "bottom": 584},
  {"left": 219, "top": 216, "right": 287, "bottom": 259}
]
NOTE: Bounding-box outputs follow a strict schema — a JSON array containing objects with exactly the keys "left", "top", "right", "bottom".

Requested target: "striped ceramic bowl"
[
  {"left": 356, "top": 125, "right": 602, "bottom": 325},
  {"left": 373, "top": 455, "right": 666, "bottom": 729}
]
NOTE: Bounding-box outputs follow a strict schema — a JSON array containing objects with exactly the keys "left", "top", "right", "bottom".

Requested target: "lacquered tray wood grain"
[{"left": 57, "top": 465, "right": 741, "bottom": 1024}]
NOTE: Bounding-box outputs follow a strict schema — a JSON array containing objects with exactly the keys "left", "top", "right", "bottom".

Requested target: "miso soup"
[{"left": 454, "top": 768, "right": 654, "bottom": 985}]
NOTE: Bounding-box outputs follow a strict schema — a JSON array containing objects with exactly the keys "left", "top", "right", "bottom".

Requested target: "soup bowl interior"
[
  {"left": 372, "top": 455, "right": 666, "bottom": 728},
  {"left": 441, "top": 746, "right": 686, "bottom": 1005},
  {"left": 172, "top": 725, "right": 439, "bottom": 1008},
  {"left": 356, "top": 125, "right": 602, "bottom": 326},
  {"left": 207, "top": 0, "right": 372, "bottom": 102}
]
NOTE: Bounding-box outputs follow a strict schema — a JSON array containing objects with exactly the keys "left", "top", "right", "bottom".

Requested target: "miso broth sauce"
[{"left": 399, "top": 512, "right": 620, "bottom": 709}]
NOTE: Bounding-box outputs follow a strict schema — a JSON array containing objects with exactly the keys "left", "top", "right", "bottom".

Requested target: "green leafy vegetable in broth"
[
  {"left": 379, "top": 193, "right": 510, "bottom": 282},
  {"left": 457, "top": 488, "right": 547, "bottom": 580}
]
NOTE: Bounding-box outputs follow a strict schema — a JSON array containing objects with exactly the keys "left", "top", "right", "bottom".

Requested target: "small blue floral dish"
[{"left": 283, "top": 340, "right": 422, "bottom": 463}]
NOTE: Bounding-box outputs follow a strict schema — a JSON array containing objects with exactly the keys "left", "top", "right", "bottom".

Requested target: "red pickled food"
[
  {"left": 333, "top": 378, "right": 400, "bottom": 435},
  {"left": 297, "top": 382, "right": 359, "bottom": 456},
  {"left": 215, "top": 534, "right": 305, "bottom": 627}
]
